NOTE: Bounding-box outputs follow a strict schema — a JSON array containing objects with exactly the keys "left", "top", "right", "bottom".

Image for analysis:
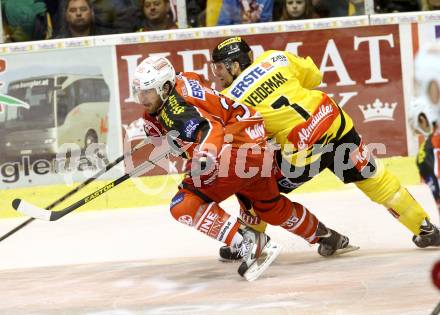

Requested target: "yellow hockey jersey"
[{"left": 222, "top": 50, "right": 354, "bottom": 166}]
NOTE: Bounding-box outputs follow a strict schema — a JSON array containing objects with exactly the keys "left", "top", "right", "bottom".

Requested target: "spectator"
[
  {"left": 275, "top": 0, "right": 318, "bottom": 21},
  {"left": 53, "top": 0, "right": 138, "bottom": 36},
  {"left": 93, "top": 0, "right": 139, "bottom": 34},
  {"left": 206, "top": 0, "right": 223, "bottom": 26},
  {"left": 136, "top": 0, "right": 178, "bottom": 32},
  {"left": 312, "top": 0, "right": 365, "bottom": 17},
  {"left": 311, "top": 0, "right": 348, "bottom": 17},
  {"left": 374, "top": 0, "right": 420, "bottom": 13},
  {"left": 217, "top": 0, "right": 274, "bottom": 25},
  {"left": 43, "top": 0, "right": 60, "bottom": 19},
  {"left": 187, "top": 0, "right": 207, "bottom": 27},
  {"left": 421, "top": 0, "right": 440, "bottom": 10},
  {"left": 54, "top": 0, "right": 98, "bottom": 38},
  {"left": 348, "top": 0, "right": 365, "bottom": 15},
  {"left": 1, "top": 0, "right": 52, "bottom": 42}
]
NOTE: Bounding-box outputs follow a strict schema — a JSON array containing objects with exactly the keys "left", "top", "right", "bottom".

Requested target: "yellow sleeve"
[{"left": 285, "top": 51, "right": 322, "bottom": 89}]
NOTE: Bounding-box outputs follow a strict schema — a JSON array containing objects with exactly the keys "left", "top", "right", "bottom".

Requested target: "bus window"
[
  {"left": 57, "top": 83, "right": 77, "bottom": 125},
  {"left": 75, "top": 78, "right": 110, "bottom": 103},
  {"left": 93, "top": 79, "right": 110, "bottom": 102},
  {"left": 78, "top": 79, "right": 97, "bottom": 104},
  {"left": 5, "top": 79, "right": 55, "bottom": 131}
]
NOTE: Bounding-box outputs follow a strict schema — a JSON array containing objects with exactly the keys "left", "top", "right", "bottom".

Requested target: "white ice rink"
[{"left": 0, "top": 184, "right": 439, "bottom": 315}]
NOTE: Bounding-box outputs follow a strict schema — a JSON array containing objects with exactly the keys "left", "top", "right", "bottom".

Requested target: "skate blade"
[
  {"left": 244, "top": 241, "right": 282, "bottom": 282},
  {"left": 334, "top": 244, "right": 360, "bottom": 256},
  {"left": 218, "top": 257, "right": 241, "bottom": 263}
]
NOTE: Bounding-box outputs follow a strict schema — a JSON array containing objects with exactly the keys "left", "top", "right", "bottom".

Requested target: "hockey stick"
[
  {"left": 12, "top": 131, "right": 184, "bottom": 222},
  {"left": 432, "top": 302, "right": 440, "bottom": 315},
  {"left": 0, "top": 138, "right": 150, "bottom": 242}
]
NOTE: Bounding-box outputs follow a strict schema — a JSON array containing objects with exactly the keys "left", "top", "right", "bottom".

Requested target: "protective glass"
[{"left": 132, "top": 86, "right": 154, "bottom": 104}]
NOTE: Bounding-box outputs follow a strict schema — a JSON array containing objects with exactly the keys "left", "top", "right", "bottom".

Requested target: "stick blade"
[{"left": 12, "top": 199, "right": 52, "bottom": 221}]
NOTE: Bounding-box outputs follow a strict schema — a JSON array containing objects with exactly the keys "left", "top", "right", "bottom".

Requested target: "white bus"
[{"left": 3, "top": 74, "right": 110, "bottom": 158}]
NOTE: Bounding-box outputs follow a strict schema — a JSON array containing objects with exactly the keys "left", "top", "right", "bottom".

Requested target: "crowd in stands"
[{"left": 1, "top": 0, "right": 439, "bottom": 43}]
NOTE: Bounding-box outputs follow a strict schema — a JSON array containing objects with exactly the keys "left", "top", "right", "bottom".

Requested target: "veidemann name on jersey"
[{"left": 242, "top": 72, "right": 288, "bottom": 107}]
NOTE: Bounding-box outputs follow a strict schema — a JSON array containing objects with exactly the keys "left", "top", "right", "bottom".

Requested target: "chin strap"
[{"left": 153, "top": 84, "right": 176, "bottom": 115}]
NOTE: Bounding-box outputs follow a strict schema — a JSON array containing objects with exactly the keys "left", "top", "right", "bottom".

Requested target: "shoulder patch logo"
[{"left": 184, "top": 78, "right": 206, "bottom": 100}]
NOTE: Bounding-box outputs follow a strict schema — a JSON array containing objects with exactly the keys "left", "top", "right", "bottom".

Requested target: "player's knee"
[
  {"left": 253, "top": 195, "right": 293, "bottom": 226},
  {"left": 169, "top": 191, "right": 203, "bottom": 226}
]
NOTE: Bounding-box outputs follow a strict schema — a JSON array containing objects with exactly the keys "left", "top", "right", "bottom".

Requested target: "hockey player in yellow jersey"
[{"left": 210, "top": 36, "right": 440, "bottom": 261}]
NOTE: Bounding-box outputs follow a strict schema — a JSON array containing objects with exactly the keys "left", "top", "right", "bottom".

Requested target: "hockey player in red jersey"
[{"left": 132, "top": 56, "right": 357, "bottom": 280}]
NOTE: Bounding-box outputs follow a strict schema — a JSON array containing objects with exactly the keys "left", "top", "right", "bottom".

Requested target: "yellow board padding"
[
  {"left": 294, "top": 156, "right": 421, "bottom": 194},
  {"left": 0, "top": 174, "right": 184, "bottom": 219},
  {"left": 0, "top": 156, "right": 421, "bottom": 219}
]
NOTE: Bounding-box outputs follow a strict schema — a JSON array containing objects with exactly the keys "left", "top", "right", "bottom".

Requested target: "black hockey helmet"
[{"left": 211, "top": 37, "right": 252, "bottom": 71}]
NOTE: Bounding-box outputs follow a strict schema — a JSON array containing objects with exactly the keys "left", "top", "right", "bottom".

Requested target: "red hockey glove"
[
  {"left": 185, "top": 151, "right": 219, "bottom": 188},
  {"left": 144, "top": 118, "right": 163, "bottom": 138}
]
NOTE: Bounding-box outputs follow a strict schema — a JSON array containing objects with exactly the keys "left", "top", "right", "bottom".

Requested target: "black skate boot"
[
  {"left": 235, "top": 227, "right": 282, "bottom": 281},
  {"left": 316, "top": 223, "right": 359, "bottom": 257},
  {"left": 219, "top": 245, "right": 243, "bottom": 262},
  {"left": 412, "top": 218, "right": 440, "bottom": 248}
]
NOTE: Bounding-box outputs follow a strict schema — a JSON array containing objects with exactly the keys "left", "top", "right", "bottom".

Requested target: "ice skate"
[
  {"left": 317, "top": 223, "right": 359, "bottom": 257},
  {"left": 219, "top": 245, "right": 243, "bottom": 262},
  {"left": 235, "top": 227, "right": 282, "bottom": 281},
  {"left": 413, "top": 218, "right": 440, "bottom": 248}
]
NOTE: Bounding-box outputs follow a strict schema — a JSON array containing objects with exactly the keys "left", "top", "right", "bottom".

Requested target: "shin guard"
[
  {"left": 280, "top": 202, "right": 320, "bottom": 243},
  {"left": 170, "top": 191, "right": 241, "bottom": 245},
  {"left": 355, "top": 161, "right": 429, "bottom": 235}
]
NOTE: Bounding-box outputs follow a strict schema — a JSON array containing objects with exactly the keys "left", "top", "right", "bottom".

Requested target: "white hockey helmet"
[
  {"left": 133, "top": 56, "right": 176, "bottom": 102},
  {"left": 408, "top": 96, "right": 439, "bottom": 136}
]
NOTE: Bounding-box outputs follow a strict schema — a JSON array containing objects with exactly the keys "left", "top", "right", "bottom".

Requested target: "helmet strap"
[
  {"left": 152, "top": 82, "right": 175, "bottom": 115},
  {"left": 224, "top": 60, "right": 241, "bottom": 80}
]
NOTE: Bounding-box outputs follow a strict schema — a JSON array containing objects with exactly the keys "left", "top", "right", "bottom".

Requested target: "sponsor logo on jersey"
[
  {"left": 261, "top": 61, "right": 274, "bottom": 70},
  {"left": 281, "top": 213, "right": 300, "bottom": 231},
  {"left": 171, "top": 192, "right": 185, "bottom": 208},
  {"left": 168, "top": 94, "right": 185, "bottom": 115},
  {"left": 278, "top": 178, "right": 302, "bottom": 190},
  {"left": 270, "top": 54, "right": 288, "bottom": 65},
  {"left": 350, "top": 140, "right": 371, "bottom": 172},
  {"left": 160, "top": 110, "right": 174, "bottom": 127},
  {"left": 178, "top": 215, "right": 193, "bottom": 226},
  {"left": 287, "top": 100, "right": 339, "bottom": 150},
  {"left": 184, "top": 119, "right": 200, "bottom": 139},
  {"left": 245, "top": 123, "right": 265, "bottom": 140},
  {"left": 243, "top": 72, "right": 288, "bottom": 106},
  {"left": 199, "top": 210, "right": 226, "bottom": 240},
  {"left": 185, "top": 79, "right": 205, "bottom": 100},
  {"left": 230, "top": 66, "right": 268, "bottom": 98},
  {"left": 217, "top": 220, "right": 232, "bottom": 242},
  {"left": 240, "top": 209, "right": 261, "bottom": 225}
]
